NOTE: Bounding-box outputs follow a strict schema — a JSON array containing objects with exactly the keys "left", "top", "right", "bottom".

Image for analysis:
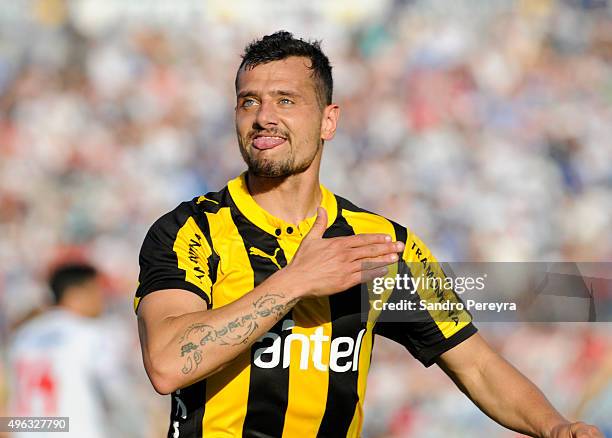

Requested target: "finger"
[
  {"left": 349, "top": 242, "right": 404, "bottom": 261},
  {"left": 303, "top": 207, "right": 327, "bottom": 240},
  {"left": 353, "top": 266, "right": 389, "bottom": 284},
  {"left": 338, "top": 233, "right": 399, "bottom": 248},
  {"left": 350, "top": 255, "right": 400, "bottom": 274}
]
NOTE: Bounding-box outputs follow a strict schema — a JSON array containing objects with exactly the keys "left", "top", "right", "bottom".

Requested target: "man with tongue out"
[{"left": 134, "top": 31, "right": 602, "bottom": 438}]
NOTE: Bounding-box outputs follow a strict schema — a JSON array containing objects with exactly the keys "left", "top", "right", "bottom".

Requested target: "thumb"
[{"left": 304, "top": 207, "right": 328, "bottom": 240}]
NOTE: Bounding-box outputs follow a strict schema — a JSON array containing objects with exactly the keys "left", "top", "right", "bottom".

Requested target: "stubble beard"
[{"left": 239, "top": 138, "right": 321, "bottom": 178}]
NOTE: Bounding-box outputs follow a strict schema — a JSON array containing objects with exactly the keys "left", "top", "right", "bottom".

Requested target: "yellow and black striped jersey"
[{"left": 134, "top": 173, "right": 477, "bottom": 438}]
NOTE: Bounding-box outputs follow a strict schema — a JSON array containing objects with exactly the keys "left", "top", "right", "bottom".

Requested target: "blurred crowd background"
[{"left": 0, "top": 0, "right": 611, "bottom": 436}]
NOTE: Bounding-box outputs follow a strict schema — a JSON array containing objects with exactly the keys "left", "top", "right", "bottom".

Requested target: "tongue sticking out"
[{"left": 253, "top": 136, "right": 286, "bottom": 150}]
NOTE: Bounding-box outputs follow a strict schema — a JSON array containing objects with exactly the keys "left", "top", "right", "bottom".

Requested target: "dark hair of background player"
[{"left": 49, "top": 263, "right": 98, "bottom": 304}]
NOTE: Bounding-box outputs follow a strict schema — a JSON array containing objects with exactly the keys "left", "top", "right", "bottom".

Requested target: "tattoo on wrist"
[{"left": 178, "top": 292, "right": 298, "bottom": 375}]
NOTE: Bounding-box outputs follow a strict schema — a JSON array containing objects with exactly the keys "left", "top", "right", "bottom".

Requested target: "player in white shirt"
[{"left": 7, "top": 263, "right": 115, "bottom": 438}]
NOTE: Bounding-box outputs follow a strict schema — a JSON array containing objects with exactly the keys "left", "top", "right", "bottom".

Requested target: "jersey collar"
[{"left": 227, "top": 172, "right": 338, "bottom": 238}]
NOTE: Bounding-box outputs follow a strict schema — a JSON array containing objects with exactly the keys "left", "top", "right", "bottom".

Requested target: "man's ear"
[{"left": 321, "top": 104, "right": 340, "bottom": 141}]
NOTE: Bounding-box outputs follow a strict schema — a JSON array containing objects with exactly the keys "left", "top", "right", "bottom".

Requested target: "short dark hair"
[
  {"left": 236, "top": 31, "right": 333, "bottom": 107},
  {"left": 49, "top": 263, "right": 98, "bottom": 304}
]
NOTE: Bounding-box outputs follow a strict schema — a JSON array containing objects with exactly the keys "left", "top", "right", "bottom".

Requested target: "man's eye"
[
  {"left": 242, "top": 99, "right": 257, "bottom": 108},
  {"left": 279, "top": 98, "right": 293, "bottom": 105}
]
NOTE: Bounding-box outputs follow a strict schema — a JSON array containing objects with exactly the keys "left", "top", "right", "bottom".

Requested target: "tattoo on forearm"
[
  {"left": 178, "top": 293, "right": 298, "bottom": 375},
  {"left": 180, "top": 342, "right": 198, "bottom": 356}
]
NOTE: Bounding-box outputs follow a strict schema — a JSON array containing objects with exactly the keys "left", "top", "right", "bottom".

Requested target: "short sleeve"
[
  {"left": 134, "top": 202, "right": 215, "bottom": 313},
  {"left": 374, "top": 229, "right": 477, "bottom": 367}
]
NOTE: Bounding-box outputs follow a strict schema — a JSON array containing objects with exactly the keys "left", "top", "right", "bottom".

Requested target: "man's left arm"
[{"left": 437, "top": 332, "right": 603, "bottom": 438}]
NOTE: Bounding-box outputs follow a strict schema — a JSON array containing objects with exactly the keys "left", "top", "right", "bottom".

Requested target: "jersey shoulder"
[
  {"left": 136, "top": 187, "right": 229, "bottom": 311},
  {"left": 148, "top": 186, "right": 229, "bottom": 237},
  {"left": 333, "top": 194, "right": 409, "bottom": 242},
  {"left": 333, "top": 193, "right": 437, "bottom": 263}
]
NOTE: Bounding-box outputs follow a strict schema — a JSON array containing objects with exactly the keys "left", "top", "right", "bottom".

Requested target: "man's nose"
[{"left": 254, "top": 100, "right": 278, "bottom": 128}]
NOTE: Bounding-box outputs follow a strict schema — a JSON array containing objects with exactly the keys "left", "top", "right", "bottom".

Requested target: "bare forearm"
[
  {"left": 444, "top": 349, "right": 566, "bottom": 437},
  {"left": 143, "top": 271, "right": 300, "bottom": 393}
]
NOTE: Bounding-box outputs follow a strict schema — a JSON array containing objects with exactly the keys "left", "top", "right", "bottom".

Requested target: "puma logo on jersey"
[
  {"left": 196, "top": 195, "right": 219, "bottom": 205},
  {"left": 249, "top": 247, "right": 282, "bottom": 270},
  {"left": 253, "top": 320, "right": 366, "bottom": 372}
]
